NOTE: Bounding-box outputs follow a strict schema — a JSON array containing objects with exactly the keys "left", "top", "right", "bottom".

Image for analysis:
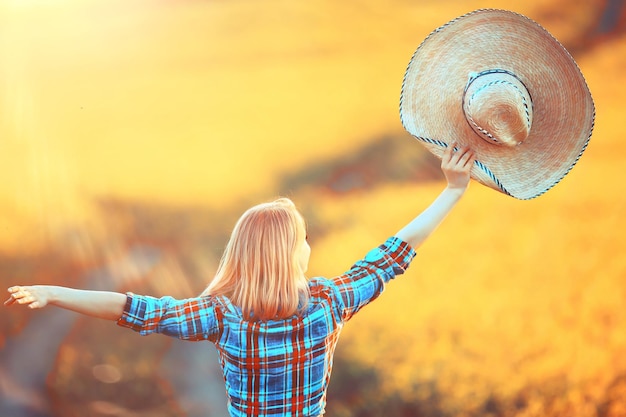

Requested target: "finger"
[
  {"left": 444, "top": 142, "right": 463, "bottom": 164},
  {"left": 456, "top": 149, "right": 474, "bottom": 167},
  {"left": 9, "top": 289, "right": 26, "bottom": 300},
  {"left": 448, "top": 146, "right": 469, "bottom": 166},
  {"left": 464, "top": 151, "right": 477, "bottom": 169},
  {"left": 10, "top": 290, "right": 32, "bottom": 305},
  {"left": 17, "top": 295, "right": 36, "bottom": 305},
  {"left": 7, "top": 286, "right": 29, "bottom": 299},
  {"left": 4, "top": 296, "right": 17, "bottom": 307},
  {"left": 442, "top": 143, "right": 455, "bottom": 162}
]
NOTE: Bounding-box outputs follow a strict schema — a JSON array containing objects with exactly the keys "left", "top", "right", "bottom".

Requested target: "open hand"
[
  {"left": 4, "top": 286, "right": 49, "bottom": 309},
  {"left": 441, "top": 143, "right": 475, "bottom": 191}
]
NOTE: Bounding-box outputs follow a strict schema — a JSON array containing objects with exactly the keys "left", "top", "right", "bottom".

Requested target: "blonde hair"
[{"left": 202, "top": 198, "right": 310, "bottom": 321}]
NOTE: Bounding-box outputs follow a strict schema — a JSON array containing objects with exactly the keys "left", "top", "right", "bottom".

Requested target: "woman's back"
[{"left": 213, "top": 279, "right": 342, "bottom": 416}]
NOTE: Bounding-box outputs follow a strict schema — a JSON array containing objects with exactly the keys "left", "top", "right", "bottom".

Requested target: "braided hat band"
[{"left": 400, "top": 9, "right": 595, "bottom": 199}]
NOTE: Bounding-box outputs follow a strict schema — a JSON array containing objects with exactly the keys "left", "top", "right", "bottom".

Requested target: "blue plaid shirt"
[{"left": 117, "top": 237, "right": 415, "bottom": 416}]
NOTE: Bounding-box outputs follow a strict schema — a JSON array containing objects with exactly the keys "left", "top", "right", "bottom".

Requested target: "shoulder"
[
  {"left": 305, "top": 276, "right": 341, "bottom": 308},
  {"left": 308, "top": 276, "right": 335, "bottom": 295}
]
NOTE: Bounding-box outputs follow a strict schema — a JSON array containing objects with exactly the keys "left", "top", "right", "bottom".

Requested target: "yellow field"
[{"left": 1, "top": 0, "right": 625, "bottom": 415}]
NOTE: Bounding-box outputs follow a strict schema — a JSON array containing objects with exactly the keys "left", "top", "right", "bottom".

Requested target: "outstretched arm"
[
  {"left": 4, "top": 285, "right": 126, "bottom": 321},
  {"left": 395, "top": 143, "right": 474, "bottom": 250}
]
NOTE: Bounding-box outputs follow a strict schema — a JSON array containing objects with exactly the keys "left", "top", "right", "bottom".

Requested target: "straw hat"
[{"left": 400, "top": 9, "right": 595, "bottom": 199}]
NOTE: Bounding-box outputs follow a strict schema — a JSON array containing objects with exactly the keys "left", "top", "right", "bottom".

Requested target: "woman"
[{"left": 5, "top": 144, "right": 474, "bottom": 416}]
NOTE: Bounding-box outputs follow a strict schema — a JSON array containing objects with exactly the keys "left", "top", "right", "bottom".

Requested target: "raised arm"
[
  {"left": 395, "top": 143, "right": 474, "bottom": 250},
  {"left": 4, "top": 285, "right": 126, "bottom": 321}
]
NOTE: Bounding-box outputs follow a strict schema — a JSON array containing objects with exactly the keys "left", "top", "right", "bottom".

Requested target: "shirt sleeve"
[
  {"left": 330, "top": 236, "right": 415, "bottom": 322},
  {"left": 116, "top": 293, "right": 221, "bottom": 342}
]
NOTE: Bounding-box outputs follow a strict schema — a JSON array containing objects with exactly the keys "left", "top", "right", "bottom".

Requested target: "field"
[{"left": 1, "top": 0, "right": 625, "bottom": 416}]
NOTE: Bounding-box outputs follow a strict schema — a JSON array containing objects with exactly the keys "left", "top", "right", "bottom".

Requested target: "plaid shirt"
[{"left": 117, "top": 237, "right": 415, "bottom": 416}]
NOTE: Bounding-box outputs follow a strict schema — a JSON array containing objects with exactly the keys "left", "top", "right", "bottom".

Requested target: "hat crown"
[{"left": 463, "top": 69, "right": 533, "bottom": 147}]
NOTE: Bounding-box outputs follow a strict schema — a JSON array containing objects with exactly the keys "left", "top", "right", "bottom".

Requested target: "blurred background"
[{"left": 1, "top": 0, "right": 625, "bottom": 416}]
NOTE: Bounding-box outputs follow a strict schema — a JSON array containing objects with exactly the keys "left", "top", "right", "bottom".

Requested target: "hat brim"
[{"left": 400, "top": 9, "right": 595, "bottom": 200}]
